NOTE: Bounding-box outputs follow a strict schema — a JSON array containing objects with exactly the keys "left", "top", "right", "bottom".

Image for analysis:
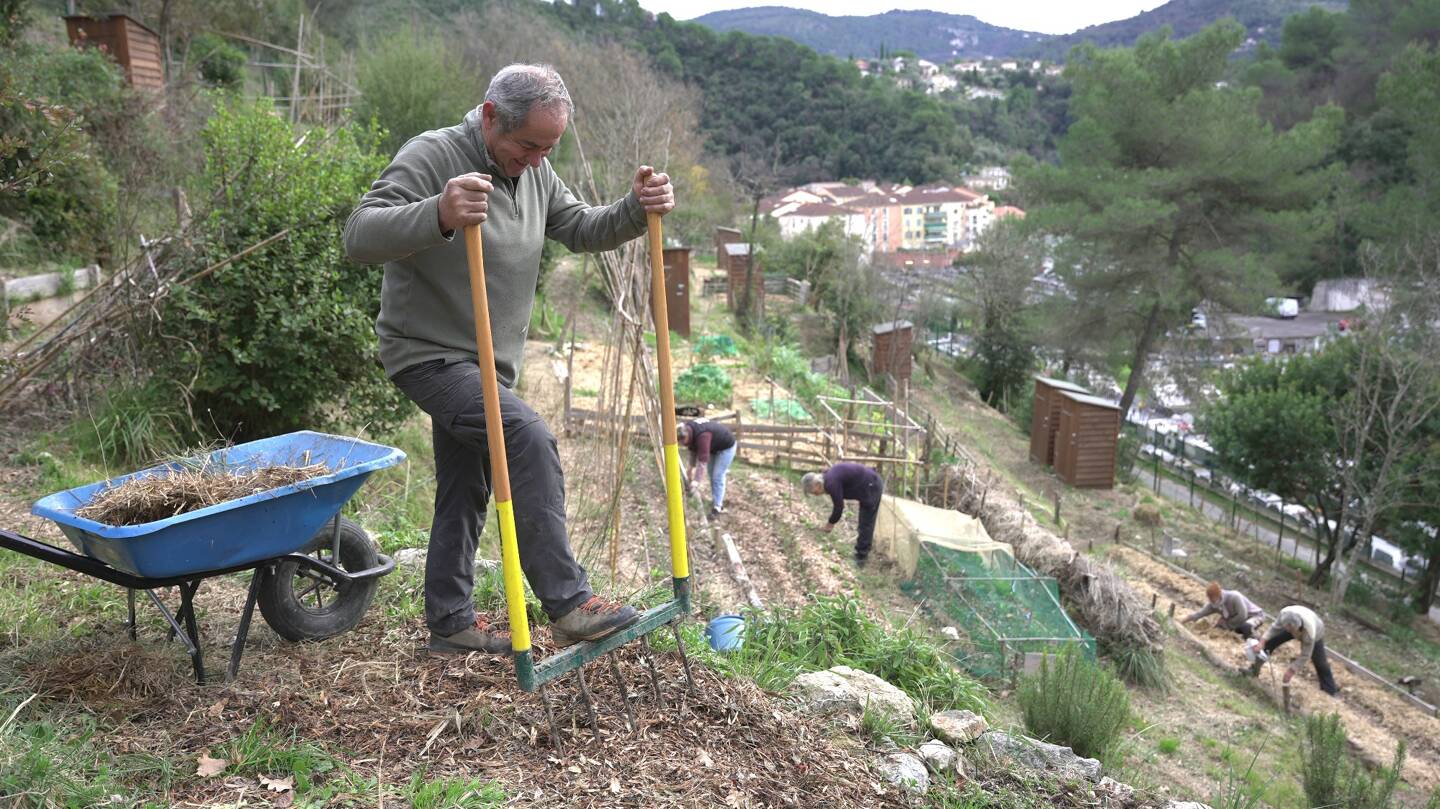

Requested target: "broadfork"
[{"left": 462, "top": 211, "right": 694, "bottom": 750}]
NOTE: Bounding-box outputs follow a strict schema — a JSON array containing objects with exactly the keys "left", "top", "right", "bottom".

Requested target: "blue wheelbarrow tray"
[{"left": 31, "top": 431, "right": 405, "bottom": 579}]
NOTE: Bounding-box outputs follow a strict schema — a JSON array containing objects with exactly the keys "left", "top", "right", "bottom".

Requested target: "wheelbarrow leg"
[
  {"left": 126, "top": 589, "right": 137, "bottom": 641},
  {"left": 227, "top": 568, "right": 265, "bottom": 682},
  {"left": 179, "top": 580, "right": 206, "bottom": 684},
  {"left": 145, "top": 586, "right": 204, "bottom": 683}
]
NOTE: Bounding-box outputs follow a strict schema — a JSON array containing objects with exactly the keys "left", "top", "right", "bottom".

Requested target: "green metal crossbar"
[{"left": 515, "top": 579, "right": 691, "bottom": 692}]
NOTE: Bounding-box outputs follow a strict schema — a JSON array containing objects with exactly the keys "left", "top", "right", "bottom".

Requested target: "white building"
[
  {"left": 927, "top": 73, "right": 958, "bottom": 95},
  {"left": 773, "top": 202, "right": 872, "bottom": 252}
]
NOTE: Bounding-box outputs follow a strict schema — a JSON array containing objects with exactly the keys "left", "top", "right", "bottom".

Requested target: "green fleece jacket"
[{"left": 343, "top": 107, "right": 647, "bottom": 385}]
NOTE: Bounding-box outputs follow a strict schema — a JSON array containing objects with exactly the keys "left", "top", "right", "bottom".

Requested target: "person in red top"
[
  {"left": 677, "top": 420, "right": 737, "bottom": 519},
  {"left": 801, "top": 463, "right": 884, "bottom": 566}
]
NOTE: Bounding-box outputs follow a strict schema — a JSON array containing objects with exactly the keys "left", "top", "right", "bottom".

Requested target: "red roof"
[
  {"left": 778, "top": 202, "right": 860, "bottom": 218},
  {"left": 899, "top": 185, "right": 983, "bottom": 204},
  {"left": 994, "top": 205, "right": 1026, "bottom": 218}
]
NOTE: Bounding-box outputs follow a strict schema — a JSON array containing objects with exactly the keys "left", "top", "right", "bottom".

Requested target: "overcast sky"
[{"left": 633, "top": 0, "right": 1170, "bottom": 36}]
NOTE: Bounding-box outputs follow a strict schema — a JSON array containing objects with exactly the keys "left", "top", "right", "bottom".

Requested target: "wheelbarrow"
[{"left": 0, "top": 430, "right": 404, "bottom": 683}]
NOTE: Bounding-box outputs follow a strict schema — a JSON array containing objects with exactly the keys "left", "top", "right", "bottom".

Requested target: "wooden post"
[
  {"left": 1113, "top": 523, "right": 1122, "bottom": 546},
  {"left": 1282, "top": 684, "right": 1293, "bottom": 715},
  {"left": 1053, "top": 490, "right": 1061, "bottom": 525},
  {"left": 1151, "top": 593, "right": 1158, "bottom": 609},
  {"left": 1167, "top": 602, "right": 1176, "bottom": 620}
]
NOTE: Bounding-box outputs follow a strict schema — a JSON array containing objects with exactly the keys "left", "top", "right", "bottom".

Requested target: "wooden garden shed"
[
  {"left": 662, "top": 246, "right": 691, "bottom": 338},
  {"left": 870, "top": 320, "right": 913, "bottom": 382},
  {"left": 1054, "top": 391, "right": 1122, "bottom": 489},
  {"left": 1028, "top": 376, "right": 1089, "bottom": 466},
  {"left": 64, "top": 14, "right": 164, "bottom": 90}
]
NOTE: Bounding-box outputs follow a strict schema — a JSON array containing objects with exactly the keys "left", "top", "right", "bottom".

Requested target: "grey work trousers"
[{"left": 391, "top": 358, "right": 591, "bottom": 636}]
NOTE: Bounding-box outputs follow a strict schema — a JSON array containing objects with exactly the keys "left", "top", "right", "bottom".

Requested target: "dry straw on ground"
[{"left": 76, "top": 462, "right": 329, "bottom": 526}]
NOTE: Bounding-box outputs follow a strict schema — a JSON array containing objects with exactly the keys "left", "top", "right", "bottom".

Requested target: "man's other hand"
[
  {"left": 439, "top": 172, "right": 493, "bottom": 233},
  {"left": 633, "top": 166, "right": 675, "bottom": 215}
]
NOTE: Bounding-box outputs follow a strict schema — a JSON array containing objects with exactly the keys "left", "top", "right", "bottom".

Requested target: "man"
[
  {"left": 343, "top": 64, "right": 675, "bottom": 654},
  {"left": 801, "top": 463, "right": 884, "bottom": 566},
  {"left": 677, "top": 419, "right": 736, "bottom": 520},
  {"left": 1256, "top": 604, "right": 1339, "bottom": 696},
  {"left": 1180, "top": 581, "right": 1266, "bottom": 639}
]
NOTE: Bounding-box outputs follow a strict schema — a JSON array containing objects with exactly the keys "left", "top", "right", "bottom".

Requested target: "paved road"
[{"left": 1141, "top": 466, "right": 1321, "bottom": 567}]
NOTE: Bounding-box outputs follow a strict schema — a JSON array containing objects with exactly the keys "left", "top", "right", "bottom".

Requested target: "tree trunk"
[
  {"left": 836, "top": 318, "right": 849, "bottom": 384},
  {"left": 1118, "top": 301, "right": 1163, "bottom": 417},
  {"left": 1419, "top": 542, "right": 1440, "bottom": 614},
  {"left": 741, "top": 194, "right": 761, "bottom": 329},
  {"left": 1309, "top": 521, "right": 1343, "bottom": 587}
]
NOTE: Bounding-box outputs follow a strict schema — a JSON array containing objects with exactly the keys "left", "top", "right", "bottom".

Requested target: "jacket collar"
[{"left": 464, "top": 107, "right": 501, "bottom": 176}]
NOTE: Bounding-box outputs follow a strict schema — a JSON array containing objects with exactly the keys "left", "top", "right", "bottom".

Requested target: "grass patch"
[
  {"left": 684, "top": 595, "right": 987, "bottom": 715},
  {"left": 406, "top": 770, "right": 505, "bottom": 808},
  {"left": 1157, "top": 737, "right": 1180, "bottom": 756}
]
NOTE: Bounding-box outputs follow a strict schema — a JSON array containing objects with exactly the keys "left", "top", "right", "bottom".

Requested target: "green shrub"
[
  {"left": 152, "top": 98, "right": 411, "bottom": 440},
  {"left": 190, "top": 33, "right": 247, "bottom": 89},
  {"left": 1110, "top": 643, "right": 1168, "bottom": 689},
  {"left": 1157, "top": 737, "right": 1180, "bottom": 755},
  {"left": 674, "top": 363, "right": 732, "bottom": 406},
  {"left": 715, "top": 595, "right": 986, "bottom": 715},
  {"left": 693, "top": 334, "right": 739, "bottom": 361},
  {"left": 1303, "top": 713, "right": 1407, "bottom": 809},
  {"left": 354, "top": 27, "right": 476, "bottom": 156},
  {"left": 1017, "top": 648, "right": 1130, "bottom": 759}
]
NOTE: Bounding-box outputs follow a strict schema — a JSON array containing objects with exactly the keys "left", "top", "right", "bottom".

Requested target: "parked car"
[{"left": 1265, "top": 297, "right": 1300, "bottom": 318}]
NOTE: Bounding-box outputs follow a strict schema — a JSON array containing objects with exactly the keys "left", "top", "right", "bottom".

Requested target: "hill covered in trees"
[
  {"left": 692, "top": 0, "right": 1346, "bottom": 62},
  {"left": 691, "top": 7, "right": 1053, "bottom": 63}
]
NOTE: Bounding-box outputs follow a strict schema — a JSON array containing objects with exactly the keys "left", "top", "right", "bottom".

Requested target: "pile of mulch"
[
  {"left": 76, "top": 461, "right": 329, "bottom": 526},
  {"left": 16, "top": 618, "right": 906, "bottom": 808}
]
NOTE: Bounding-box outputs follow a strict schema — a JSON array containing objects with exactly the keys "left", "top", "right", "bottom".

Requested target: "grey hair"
[
  {"left": 801, "top": 473, "right": 824, "bottom": 493},
  {"left": 484, "top": 64, "right": 574, "bottom": 132}
]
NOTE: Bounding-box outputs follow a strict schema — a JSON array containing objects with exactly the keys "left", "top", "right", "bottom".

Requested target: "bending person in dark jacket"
[
  {"left": 801, "top": 463, "right": 884, "bottom": 566},
  {"left": 678, "top": 420, "right": 736, "bottom": 520}
]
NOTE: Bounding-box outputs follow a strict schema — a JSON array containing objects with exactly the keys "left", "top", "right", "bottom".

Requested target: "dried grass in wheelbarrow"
[{"left": 76, "top": 461, "right": 329, "bottom": 526}]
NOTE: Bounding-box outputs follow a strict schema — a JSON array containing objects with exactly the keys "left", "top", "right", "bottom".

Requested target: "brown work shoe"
[
  {"left": 428, "top": 615, "right": 512, "bottom": 654},
  {"left": 550, "top": 595, "right": 639, "bottom": 648}
]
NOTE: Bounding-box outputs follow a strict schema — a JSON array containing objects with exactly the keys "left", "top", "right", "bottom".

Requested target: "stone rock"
[
  {"left": 1163, "top": 803, "right": 1212, "bottom": 809},
  {"left": 878, "top": 752, "right": 929, "bottom": 794},
  {"left": 941, "top": 626, "right": 960, "bottom": 640},
  {"left": 916, "top": 740, "right": 956, "bottom": 773},
  {"left": 930, "top": 710, "right": 989, "bottom": 745},
  {"left": 393, "top": 548, "right": 426, "bottom": 569},
  {"left": 476, "top": 558, "right": 500, "bottom": 575},
  {"left": 789, "top": 666, "right": 915, "bottom": 726},
  {"left": 980, "top": 730, "right": 1102, "bottom": 783},
  {"left": 1097, "top": 776, "right": 1136, "bottom": 806}
]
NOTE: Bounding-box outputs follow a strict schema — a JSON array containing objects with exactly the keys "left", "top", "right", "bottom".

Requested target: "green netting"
[
  {"left": 749, "top": 396, "right": 811, "bottom": 422},
  {"left": 911, "top": 541, "right": 1096, "bottom": 679}
]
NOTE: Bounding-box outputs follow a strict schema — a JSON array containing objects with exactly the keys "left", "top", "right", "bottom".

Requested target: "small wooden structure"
[
  {"left": 723, "top": 244, "right": 764, "bottom": 313},
  {"left": 1054, "top": 391, "right": 1121, "bottom": 489},
  {"left": 714, "top": 226, "right": 742, "bottom": 263},
  {"left": 870, "top": 320, "right": 913, "bottom": 382},
  {"left": 662, "top": 246, "right": 691, "bottom": 338},
  {"left": 64, "top": 14, "right": 164, "bottom": 90},
  {"left": 1028, "top": 376, "right": 1089, "bottom": 466}
]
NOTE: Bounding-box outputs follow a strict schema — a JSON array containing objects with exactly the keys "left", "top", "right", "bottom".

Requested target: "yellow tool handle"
[
  {"left": 647, "top": 212, "right": 689, "bottom": 580},
  {"left": 463, "top": 224, "right": 531, "bottom": 652}
]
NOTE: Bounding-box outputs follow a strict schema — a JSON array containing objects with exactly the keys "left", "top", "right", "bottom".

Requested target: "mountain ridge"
[{"left": 694, "top": 1, "right": 1348, "bottom": 62}]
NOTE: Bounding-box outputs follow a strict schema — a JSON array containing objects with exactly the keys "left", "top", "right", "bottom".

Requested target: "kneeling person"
[{"left": 1180, "top": 581, "right": 1265, "bottom": 639}]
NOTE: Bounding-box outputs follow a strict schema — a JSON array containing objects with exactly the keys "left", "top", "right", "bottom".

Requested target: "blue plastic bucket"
[{"left": 704, "top": 614, "right": 746, "bottom": 652}]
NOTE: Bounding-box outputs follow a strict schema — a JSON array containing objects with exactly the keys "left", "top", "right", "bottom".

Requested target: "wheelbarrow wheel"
[{"left": 257, "top": 517, "right": 379, "bottom": 642}]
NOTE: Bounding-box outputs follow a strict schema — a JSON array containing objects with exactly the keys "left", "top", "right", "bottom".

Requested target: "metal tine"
[
  {"left": 639, "top": 634, "right": 663, "bottom": 705},
  {"left": 574, "top": 666, "right": 601, "bottom": 742},
  {"left": 669, "top": 621, "right": 696, "bottom": 692},
  {"left": 539, "top": 683, "right": 564, "bottom": 755},
  {"left": 607, "top": 653, "right": 637, "bottom": 733}
]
